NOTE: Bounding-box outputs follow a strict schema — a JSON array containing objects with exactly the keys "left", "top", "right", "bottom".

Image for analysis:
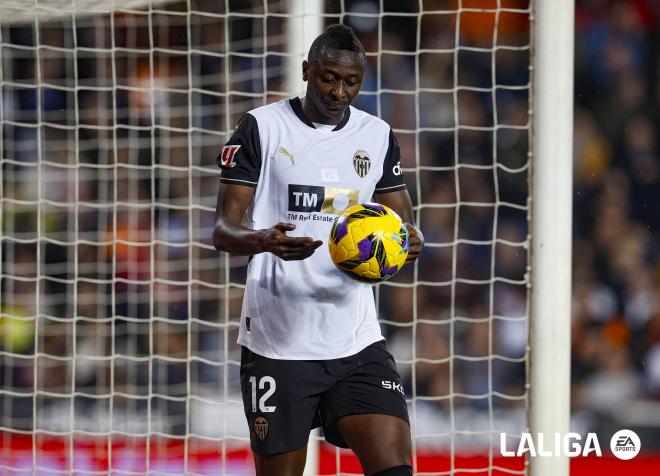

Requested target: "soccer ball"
[{"left": 328, "top": 202, "right": 409, "bottom": 283}]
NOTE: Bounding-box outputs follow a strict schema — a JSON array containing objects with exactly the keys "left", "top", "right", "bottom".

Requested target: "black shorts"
[{"left": 240, "top": 340, "right": 409, "bottom": 455}]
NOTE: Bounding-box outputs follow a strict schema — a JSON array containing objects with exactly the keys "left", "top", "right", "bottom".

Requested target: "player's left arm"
[
  {"left": 373, "top": 128, "right": 424, "bottom": 263},
  {"left": 374, "top": 189, "right": 424, "bottom": 263}
]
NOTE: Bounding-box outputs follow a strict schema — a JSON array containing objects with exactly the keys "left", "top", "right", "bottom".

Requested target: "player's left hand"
[{"left": 405, "top": 223, "right": 424, "bottom": 263}]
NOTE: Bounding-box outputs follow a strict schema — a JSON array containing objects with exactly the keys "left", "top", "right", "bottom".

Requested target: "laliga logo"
[
  {"left": 500, "top": 433, "right": 602, "bottom": 457},
  {"left": 500, "top": 429, "right": 641, "bottom": 459}
]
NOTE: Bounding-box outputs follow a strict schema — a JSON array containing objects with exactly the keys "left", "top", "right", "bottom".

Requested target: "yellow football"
[{"left": 328, "top": 202, "right": 409, "bottom": 283}]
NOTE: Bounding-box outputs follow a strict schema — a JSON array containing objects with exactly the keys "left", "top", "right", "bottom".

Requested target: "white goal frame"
[{"left": 529, "top": 0, "right": 573, "bottom": 475}]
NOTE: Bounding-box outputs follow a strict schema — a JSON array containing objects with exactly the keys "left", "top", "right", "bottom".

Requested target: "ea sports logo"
[{"left": 610, "top": 429, "right": 640, "bottom": 460}]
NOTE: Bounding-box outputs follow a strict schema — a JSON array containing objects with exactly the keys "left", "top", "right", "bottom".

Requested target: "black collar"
[{"left": 288, "top": 97, "right": 351, "bottom": 131}]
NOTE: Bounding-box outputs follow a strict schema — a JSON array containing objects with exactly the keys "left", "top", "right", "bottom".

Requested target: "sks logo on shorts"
[
  {"left": 288, "top": 184, "right": 359, "bottom": 215},
  {"left": 219, "top": 144, "right": 241, "bottom": 168},
  {"left": 382, "top": 380, "right": 405, "bottom": 395},
  {"left": 254, "top": 416, "right": 269, "bottom": 440}
]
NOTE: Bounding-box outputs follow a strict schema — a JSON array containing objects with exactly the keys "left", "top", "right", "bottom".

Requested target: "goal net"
[{"left": 0, "top": 0, "right": 534, "bottom": 474}]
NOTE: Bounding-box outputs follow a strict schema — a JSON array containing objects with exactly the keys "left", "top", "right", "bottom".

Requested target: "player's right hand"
[{"left": 259, "top": 222, "right": 323, "bottom": 260}]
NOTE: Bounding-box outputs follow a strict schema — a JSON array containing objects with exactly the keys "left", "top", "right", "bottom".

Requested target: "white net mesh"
[
  {"left": 0, "top": 0, "right": 175, "bottom": 24},
  {"left": 0, "top": 0, "right": 531, "bottom": 474}
]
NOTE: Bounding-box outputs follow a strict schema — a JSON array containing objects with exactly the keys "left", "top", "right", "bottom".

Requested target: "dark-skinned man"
[{"left": 213, "top": 24, "right": 424, "bottom": 476}]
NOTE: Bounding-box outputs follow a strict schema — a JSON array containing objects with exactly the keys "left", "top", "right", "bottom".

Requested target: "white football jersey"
[{"left": 218, "top": 97, "right": 406, "bottom": 360}]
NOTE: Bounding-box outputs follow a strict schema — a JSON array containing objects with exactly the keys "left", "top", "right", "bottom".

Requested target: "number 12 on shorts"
[{"left": 249, "top": 376, "right": 277, "bottom": 413}]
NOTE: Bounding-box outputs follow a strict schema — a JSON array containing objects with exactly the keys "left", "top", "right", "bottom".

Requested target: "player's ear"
[{"left": 302, "top": 60, "right": 309, "bottom": 81}]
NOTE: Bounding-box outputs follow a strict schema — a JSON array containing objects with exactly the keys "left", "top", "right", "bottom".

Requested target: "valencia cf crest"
[
  {"left": 353, "top": 150, "right": 371, "bottom": 178},
  {"left": 254, "top": 416, "right": 269, "bottom": 440}
]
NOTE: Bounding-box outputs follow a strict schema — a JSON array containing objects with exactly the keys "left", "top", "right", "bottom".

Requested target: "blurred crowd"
[
  {"left": 570, "top": 0, "right": 660, "bottom": 439},
  {"left": 0, "top": 0, "right": 658, "bottom": 446}
]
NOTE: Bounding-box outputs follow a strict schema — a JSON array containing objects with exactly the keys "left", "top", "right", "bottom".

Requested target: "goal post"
[
  {"left": 529, "top": 0, "right": 574, "bottom": 475},
  {"left": 283, "top": 4, "right": 324, "bottom": 474},
  {"left": 285, "top": 0, "right": 323, "bottom": 98}
]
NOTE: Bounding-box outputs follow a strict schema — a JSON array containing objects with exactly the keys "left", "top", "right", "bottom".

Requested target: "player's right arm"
[
  {"left": 212, "top": 113, "right": 321, "bottom": 260},
  {"left": 212, "top": 183, "right": 322, "bottom": 260}
]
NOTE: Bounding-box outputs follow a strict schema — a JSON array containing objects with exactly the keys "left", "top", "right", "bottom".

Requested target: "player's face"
[{"left": 303, "top": 49, "right": 365, "bottom": 124}]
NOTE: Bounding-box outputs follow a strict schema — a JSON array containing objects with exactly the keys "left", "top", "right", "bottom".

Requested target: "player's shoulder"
[
  {"left": 246, "top": 98, "right": 292, "bottom": 123},
  {"left": 231, "top": 99, "right": 291, "bottom": 136},
  {"left": 347, "top": 105, "right": 391, "bottom": 133}
]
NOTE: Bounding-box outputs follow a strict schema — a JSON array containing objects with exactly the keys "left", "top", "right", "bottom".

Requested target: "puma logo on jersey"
[
  {"left": 219, "top": 145, "right": 241, "bottom": 168},
  {"left": 277, "top": 146, "right": 295, "bottom": 165}
]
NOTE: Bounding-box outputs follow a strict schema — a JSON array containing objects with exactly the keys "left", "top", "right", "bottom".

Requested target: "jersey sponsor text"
[{"left": 288, "top": 184, "right": 359, "bottom": 215}]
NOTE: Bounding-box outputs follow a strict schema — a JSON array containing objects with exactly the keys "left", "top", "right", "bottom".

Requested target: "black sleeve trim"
[
  {"left": 374, "top": 184, "right": 407, "bottom": 193},
  {"left": 374, "top": 128, "right": 406, "bottom": 191},
  {"left": 219, "top": 177, "right": 258, "bottom": 187},
  {"left": 217, "top": 113, "right": 262, "bottom": 184}
]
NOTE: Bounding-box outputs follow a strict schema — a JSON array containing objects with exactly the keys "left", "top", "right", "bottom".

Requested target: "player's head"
[
  {"left": 303, "top": 24, "right": 367, "bottom": 123},
  {"left": 307, "top": 24, "right": 367, "bottom": 68}
]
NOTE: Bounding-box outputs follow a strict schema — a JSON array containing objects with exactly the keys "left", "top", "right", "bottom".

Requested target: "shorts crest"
[{"left": 254, "top": 416, "right": 269, "bottom": 440}]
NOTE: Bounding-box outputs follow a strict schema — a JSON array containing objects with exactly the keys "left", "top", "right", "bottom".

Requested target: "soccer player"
[{"left": 213, "top": 24, "right": 424, "bottom": 476}]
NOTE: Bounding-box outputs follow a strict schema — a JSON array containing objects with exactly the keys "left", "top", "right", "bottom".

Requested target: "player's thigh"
[
  {"left": 240, "top": 346, "right": 329, "bottom": 455},
  {"left": 322, "top": 341, "right": 411, "bottom": 474},
  {"left": 253, "top": 446, "right": 308, "bottom": 476},
  {"left": 337, "top": 413, "right": 411, "bottom": 475}
]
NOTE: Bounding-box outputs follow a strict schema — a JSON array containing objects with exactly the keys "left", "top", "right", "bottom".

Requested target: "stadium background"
[{"left": 0, "top": 0, "right": 659, "bottom": 474}]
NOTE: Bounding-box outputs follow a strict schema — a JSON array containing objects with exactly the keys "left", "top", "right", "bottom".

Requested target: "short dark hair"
[{"left": 308, "top": 24, "right": 367, "bottom": 67}]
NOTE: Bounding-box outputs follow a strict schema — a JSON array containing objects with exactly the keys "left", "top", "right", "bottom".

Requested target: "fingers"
[
  {"left": 273, "top": 222, "right": 316, "bottom": 246},
  {"left": 276, "top": 237, "right": 322, "bottom": 250},
  {"left": 265, "top": 223, "right": 323, "bottom": 260},
  {"left": 274, "top": 222, "right": 296, "bottom": 233},
  {"left": 277, "top": 235, "right": 322, "bottom": 249},
  {"left": 278, "top": 248, "right": 321, "bottom": 261},
  {"left": 276, "top": 239, "right": 323, "bottom": 260},
  {"left": 405, "top": 223, "right": 424, "bottom": 245},
  {"left": 404, "top": 222, "right": 424, "bottom": 263}
]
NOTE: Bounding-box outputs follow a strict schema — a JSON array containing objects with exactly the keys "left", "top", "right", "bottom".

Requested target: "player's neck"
[{"left": 301, "top": 96, "right": 344, "bottom": 126}]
